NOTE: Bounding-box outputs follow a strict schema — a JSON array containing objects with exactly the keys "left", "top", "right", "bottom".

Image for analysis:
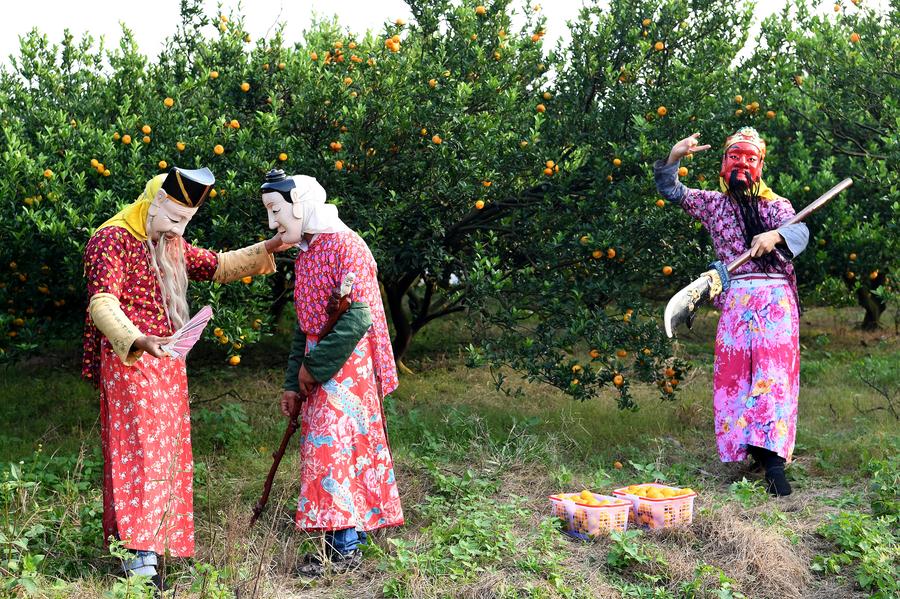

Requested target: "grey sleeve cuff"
[
  {"left": 653, "top": 159, "right": 687, "bottom": 204},
  {"left": 776, "top": 222, "right": 809, "bottom": 260}
]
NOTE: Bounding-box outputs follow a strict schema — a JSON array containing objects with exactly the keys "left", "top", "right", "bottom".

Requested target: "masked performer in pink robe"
[
  {"left": 82, "top": 167, "right": 288, "bottom": 589},
  {"left": 260, "top": 169, "right": 403, "bottom": 577},
  {"left": 654, "top": 128, "right": 810, "bottom": 496}
]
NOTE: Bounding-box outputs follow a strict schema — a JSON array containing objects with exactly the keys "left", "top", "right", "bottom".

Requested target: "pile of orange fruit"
[
  {"left": 622, "top": 484, "right": 693, "bottom": 499},
  {"left": 556, "top": 490, "right": 630, "bottom": 507}
]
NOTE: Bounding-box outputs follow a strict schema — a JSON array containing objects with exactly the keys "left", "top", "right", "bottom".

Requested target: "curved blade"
[{"left": 664, "top": 275, "right": 712, "bottom": 338}]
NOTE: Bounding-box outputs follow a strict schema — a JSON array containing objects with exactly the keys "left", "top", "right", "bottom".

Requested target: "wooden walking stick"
[{"left": 250, "top": 272, "right": 356, "bottom": 526}]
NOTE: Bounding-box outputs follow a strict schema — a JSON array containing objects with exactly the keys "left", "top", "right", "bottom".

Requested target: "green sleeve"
[
  {"left": 304, "top": 302, "right": 373, "bottom": 383},
  {"left": 283, "top": 325, "right": 308, "bottom": 392}
]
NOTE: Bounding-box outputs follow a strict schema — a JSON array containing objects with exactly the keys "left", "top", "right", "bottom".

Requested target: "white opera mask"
[
  {"left": 147, "top": 189, "right": 199, "bottom": 242},
  {"left": 262, "top": 191, "right": 304, "bottom": 245}
]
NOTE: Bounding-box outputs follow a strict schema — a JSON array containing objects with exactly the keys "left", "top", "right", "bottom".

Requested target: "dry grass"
[
  {"left": 1, "top": 307, "right": 896, "bottom": 597},
  {"left": 657, "top": 503, "right": 811, "bottom": 598}
]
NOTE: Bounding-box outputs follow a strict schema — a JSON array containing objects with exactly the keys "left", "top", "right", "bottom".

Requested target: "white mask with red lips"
[{"left": 261, "top": 175, "right": 348, "bottom": 246}]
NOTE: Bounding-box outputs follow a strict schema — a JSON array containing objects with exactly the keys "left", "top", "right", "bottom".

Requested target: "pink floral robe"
[
  {"left": 83, "top": 226, "right": 218, "bottom": 556},
  {"left": 293, "top": 230, "right": 403, "bottom": 532},
  {"left": 679, "top": 189, "right": 800, "bottom": 462}
]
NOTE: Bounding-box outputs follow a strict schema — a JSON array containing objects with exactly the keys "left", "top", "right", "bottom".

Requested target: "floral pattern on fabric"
[
  {"left": 713, "top": 279, "right": 799, "bottom": 463},
  {"left": 100, "top": 352, "right": 194, "bottom": 556},
  {"left": 679, "top": 188, "right": 799, "bottom": 309},
  {"left": 82, "top": 226, "right": 218, "bottom": 382},
  {"left": 293, "top": 230, "right": 398, "bottom": 396},
  {"left": 82, "top": 225, "right": 219, "bottom": 557},
  {"left": 295, "top": 335, "right": 404, "bottom": 532},
  {"left": 292, "top": 230, "right": 403, "bottom": 532}
]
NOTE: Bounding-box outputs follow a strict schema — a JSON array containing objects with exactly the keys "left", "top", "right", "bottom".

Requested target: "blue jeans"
[{"left": 326, "top": 528, "right": 367, "bottom": 556}]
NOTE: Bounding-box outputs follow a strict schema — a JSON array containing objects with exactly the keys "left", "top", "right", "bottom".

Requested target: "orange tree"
[
  {"left": 749, "top": 0, "right": 898, "bottom": 328},
  {"left": 1, "top": 0, "right": 892, "bottom": 405},
  {"left": 0, "top": 16, "right": 281, "bottom": 361},
  {"left": 466, "top": 0, "right": 783, "bottom": 405}
]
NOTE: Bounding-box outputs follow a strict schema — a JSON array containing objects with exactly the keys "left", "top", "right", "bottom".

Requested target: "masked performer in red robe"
[
  {"left": 82, "top": 167, "right": 288, "bottom": 588},
  {"left": 261, "top": 170, "right": 403, "bottom": 577}
]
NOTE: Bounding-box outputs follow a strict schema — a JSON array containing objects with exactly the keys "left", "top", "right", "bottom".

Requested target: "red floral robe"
[
  {"left": 292, "top": 230, "right": 403, "bottom": 532},
  {"left": 83, "top": 226, "right": 218, "bottom": 557}
]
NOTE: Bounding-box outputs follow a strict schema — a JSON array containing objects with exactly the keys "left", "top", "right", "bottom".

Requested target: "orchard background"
[
  {"left": 0, "top": 0, "right": 895, "bottom": 405},
  {"left": 0, "top": 0, "right": 897, "bottom": 597}
]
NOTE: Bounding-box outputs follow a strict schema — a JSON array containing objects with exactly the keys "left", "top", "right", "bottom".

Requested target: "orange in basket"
[
  {"left": 549, "top": 490, "right": 631, "bottom": 539},
  {"left": 612, "top": 483, "right": 697, "bottom": 530}
]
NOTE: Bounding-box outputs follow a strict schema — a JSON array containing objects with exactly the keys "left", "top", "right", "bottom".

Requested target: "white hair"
[{"left": 146, "top": 235, "right": 190, "bottom": 330}]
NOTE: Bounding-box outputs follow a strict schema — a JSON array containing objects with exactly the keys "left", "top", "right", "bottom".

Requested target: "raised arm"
[
  {"left": 654, "top": 133, "right": 712, "bottom": 205},
  {"left": 185, "top": 233, "right": 291, "bottom": 283},
  {"left": 666, "top": 132, "right": 712, "bottom": 165}
]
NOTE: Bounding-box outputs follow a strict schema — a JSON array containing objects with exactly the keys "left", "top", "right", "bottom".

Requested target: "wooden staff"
[
  {"left": 663, "top": 178, "right": 853, "bottom": 337},
  {"left": 250, "top": 274, "right": 355, "bottom": 526}
]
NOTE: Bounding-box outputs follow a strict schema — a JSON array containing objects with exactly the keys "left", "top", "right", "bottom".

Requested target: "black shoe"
[
  {"left": 764, "top": 464, "right": 792, "bottom": 497},
  {"left": 332, "top": 548, "right": 363, "bottom": 573},
  {"left": 296, "top": 549, "right": 363, "bottom": 578},
  {"left": 745, "top": 445, "right": 765, "bottom": 473},
  {"left": 297, "top": 553, "right": 325, "bottom": 578},
  {"left": 151, "top": 573, "right": 166, "bottom": 594}
]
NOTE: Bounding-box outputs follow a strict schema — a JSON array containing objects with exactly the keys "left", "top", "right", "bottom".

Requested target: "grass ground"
[{"left": 0, "top": 306, "right": 897, "bottom": 598}]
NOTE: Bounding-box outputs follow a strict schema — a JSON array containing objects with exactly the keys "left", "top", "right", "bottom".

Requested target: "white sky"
[{"left": 0, "top": 1, "right": 888, "bottom": 67}]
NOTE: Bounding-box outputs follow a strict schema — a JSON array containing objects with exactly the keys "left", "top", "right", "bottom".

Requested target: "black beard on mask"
[{"left": 725, "top": 168, "right": 777, "bottom": 272}]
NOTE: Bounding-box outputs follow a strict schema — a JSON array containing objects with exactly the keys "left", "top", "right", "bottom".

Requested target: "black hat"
[
  {"left": 161, "top": 167, "right": 215, "bottom": 208},
  {"left": 260, "top": 168, "right": 296, "bottom": 202}
]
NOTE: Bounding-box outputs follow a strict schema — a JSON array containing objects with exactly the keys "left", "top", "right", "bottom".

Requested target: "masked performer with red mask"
[
  {"left": 82, "top": 167, "right": 289, "bottom": 589},
  {"left": 260, "top": 169, "right": 403, "bottom": 577},
  {"left": 654, "top": 128, "right": 809, "bottom": 496}
]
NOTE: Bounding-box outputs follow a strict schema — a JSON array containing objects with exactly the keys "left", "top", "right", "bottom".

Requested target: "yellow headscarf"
[{"left": 95, "top": 174, "right": 166, "bottom": 241}]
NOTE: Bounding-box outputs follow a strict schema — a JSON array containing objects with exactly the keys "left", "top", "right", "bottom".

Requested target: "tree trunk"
[
  {"left": 268, "top": 264, "right": 292, "bottom": 323},
  {"left": 385, "top": 281, "right": 414, "bottom": 361},
  {"left": 856, "top": 274, "right": 886, "bottom": 330}
]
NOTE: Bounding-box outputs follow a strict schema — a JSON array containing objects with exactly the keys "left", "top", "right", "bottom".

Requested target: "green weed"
[
  {"left": 192, "top": 403, "right": 253, "bottom": 451},
  {"left": 867, "top": 456, "right": 900, "bottom": 517},
  {"left": 728, "top": 478, "right": 768, "bottom": 508},
  {"left": 812, "top": 510, "right": 899, "bottom": 597},
  {"left": 606, "top": 529, "right": 661, "bottom": 571}
]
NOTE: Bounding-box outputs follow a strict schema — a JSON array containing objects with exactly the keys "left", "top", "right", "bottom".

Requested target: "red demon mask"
[{"left": 720, "top": 127, "right": 766, "bottom": 185}]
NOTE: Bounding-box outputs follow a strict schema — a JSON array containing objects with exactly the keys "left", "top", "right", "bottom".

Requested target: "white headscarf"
[{"left": 288, "top": 175, "right": 349, "bottom": 248}]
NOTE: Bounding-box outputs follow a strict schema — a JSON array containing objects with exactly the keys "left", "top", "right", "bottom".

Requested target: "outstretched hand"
[
  {"left": 667, "top": 133, "right": 712, "bottom": 165},
  {"left": 264, "top": 232, "right": 295, "bottom": 254}
]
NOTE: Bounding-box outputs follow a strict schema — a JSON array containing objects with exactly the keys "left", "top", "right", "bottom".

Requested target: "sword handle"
[{"left": 726, "top": 178, "right": 852, "bottom": 273}]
